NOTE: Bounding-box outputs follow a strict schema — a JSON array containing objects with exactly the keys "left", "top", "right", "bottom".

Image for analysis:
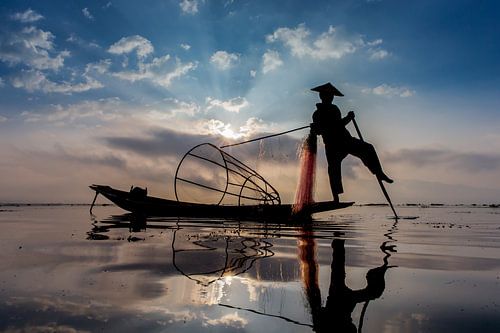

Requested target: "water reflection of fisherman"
[
  {"left": 298, "top": 230, "right": 391, "bottom": 332},
  {"left": 310, "top": 82, "right": 393, "bottom": 203}
]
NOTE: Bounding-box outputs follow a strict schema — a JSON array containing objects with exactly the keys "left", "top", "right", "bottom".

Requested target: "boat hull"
[{"left": 90, "top": 184, "right": 354, "bottom": 219}]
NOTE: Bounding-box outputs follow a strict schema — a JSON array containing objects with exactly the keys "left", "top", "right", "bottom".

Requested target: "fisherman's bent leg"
[{"left": 349, "top": 139, "right": 384, "bottom": 176}]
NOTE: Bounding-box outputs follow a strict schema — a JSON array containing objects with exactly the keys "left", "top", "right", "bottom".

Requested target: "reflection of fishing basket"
[
  {"left": 174, "top": 143, "right": 281, "bottom": 206},
  {"left": 171, "top": 227, "right": 274, "bottom": 286}
]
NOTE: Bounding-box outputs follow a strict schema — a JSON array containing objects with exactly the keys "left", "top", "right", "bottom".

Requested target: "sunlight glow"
[{"left": 205, "top": 120, "right": 249, "bottom": 140}]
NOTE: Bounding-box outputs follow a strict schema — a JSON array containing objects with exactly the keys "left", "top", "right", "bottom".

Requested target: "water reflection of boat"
[
  {"left": 87, "top": 213, "right": 398, "bottom": 330},
  {"left": 87, "top": 213, "right": 279, "bottom": 286}
]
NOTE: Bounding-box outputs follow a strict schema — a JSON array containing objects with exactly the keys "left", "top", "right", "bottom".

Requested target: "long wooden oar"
[{"left": 352, "top": 117, "right": 398, "bottom": 219}]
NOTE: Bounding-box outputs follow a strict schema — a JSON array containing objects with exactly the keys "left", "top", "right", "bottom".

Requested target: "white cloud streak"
[
  {"left": 0, "top": 26, "right": 70, "bottom": 71},
  {"left": 210, "top": 50, "right": 239, "bottom": 70},
  {"left": 10, "top": 8, "right": 44, "bottom": 23},
  {"left": 180, "top": 43, "right": 191, "bottom": 50},
  {"left": 262, "top": 49, "right": 283, "bottom": 74},
  {"left": 112, "top": 57, "right": 197, "bottom": 88},
  {"left": 82, "top": 8, "right": 94, "bottom": 20},
  {"left": 85, "top": 59, "right": 112, "bottom": 75},
  {"left": 267, "top": 24, "right": 360, "bottom": 60},
  {"left": 179, "top": 0, "right": 199, "bottom": 14},
  {"left": 369, "top": 49, "right": 389, "bottom": 60},
  {"left": 107, "top": 36, "right": 197, "bottom": 88},
  {"left": 204, "top": 312, "right": 248, "bottom": 329},
  {"left": 205, "top": 96, "right": 249, "bottom": 113},
  {"left": 199, "top": 117, "right": 267, "bottom": 139},
  {"left": 108, "top": 35, "right": 154, "bottom": 59},
  {"left": 267, "top": 24, "right": 391, "bottom": 62},
  {"left": 21, "top": 97, "right": 122, "bottom": 124},
  {"left": 12, "top": 69, "right": 103, "bottom": 94},
  {"left": 362, "top": 84, "right": 414, "bottom": 97}
]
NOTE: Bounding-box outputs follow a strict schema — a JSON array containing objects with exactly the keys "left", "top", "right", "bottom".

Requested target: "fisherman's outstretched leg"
[{"left": 349, "top": 139, "right": 393, "bottom": 183}]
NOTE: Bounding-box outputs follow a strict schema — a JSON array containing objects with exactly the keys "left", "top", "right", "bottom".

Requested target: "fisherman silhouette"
[
  {"left": 299, "top": 229, "right": 391, "bottom": 333},
  {"left": 310, "top": 82, "right": 393, "bottom": 203}
]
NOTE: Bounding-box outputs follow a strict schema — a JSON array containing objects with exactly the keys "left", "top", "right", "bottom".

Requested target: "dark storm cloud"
[
  {"left": 385, "top": 148, "right": 500, "bottom": 172},
  {"left": 103, "top": 129, "right": 213, "bottom": 158},
  {"left": 101, "top": 127, "right": 303, "bottom": 163}
]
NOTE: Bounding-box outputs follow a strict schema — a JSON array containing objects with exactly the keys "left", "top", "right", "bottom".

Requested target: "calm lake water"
[{"left": 0, "top": 205, "right": 499, "bottom": 332}]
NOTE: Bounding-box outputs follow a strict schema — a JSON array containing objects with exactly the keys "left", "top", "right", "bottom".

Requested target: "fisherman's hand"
[{"left": 347, "top": 111, "right": 355, "bottom": 120}]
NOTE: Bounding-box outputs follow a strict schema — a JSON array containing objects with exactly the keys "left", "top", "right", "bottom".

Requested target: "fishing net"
[
  {"left": 292, "top": 132, "right": 317, "bottom": 213},
  {"left": 174, "top": 143, "right": 281, "bottom": 206}
]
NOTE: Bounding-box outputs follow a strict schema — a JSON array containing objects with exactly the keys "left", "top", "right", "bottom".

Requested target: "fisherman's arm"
[
  {"left": 342, "top": 111, "right": 355, "bottom": 126},
  {"left": 310, "top": 111, "right": 321, "bottom": 135}
]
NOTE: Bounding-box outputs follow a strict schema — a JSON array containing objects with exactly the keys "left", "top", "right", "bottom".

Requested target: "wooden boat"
[{"left": 89, "top": 184, "right": 354, "bottom": 219}]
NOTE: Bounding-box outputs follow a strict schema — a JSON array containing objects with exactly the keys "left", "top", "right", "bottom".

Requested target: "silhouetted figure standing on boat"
[{"left": 310, "top": 82, "right": 393, "bottom": 202}]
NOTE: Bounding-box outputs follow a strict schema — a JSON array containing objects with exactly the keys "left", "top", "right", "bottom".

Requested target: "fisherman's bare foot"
[
  {"left": 378, "top": 174, "right": 394, "bottom": 184},
  {"left": 333, "top": 194, "right": 340, "bottom": 203}
]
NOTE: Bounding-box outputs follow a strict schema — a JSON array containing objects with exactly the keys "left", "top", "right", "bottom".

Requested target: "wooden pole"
[
  {"left": 220, "top": 125, "right": 310, "bottom": 149},
  {"left": 352, "top": 117, "right": 398, "bottom": 219}
]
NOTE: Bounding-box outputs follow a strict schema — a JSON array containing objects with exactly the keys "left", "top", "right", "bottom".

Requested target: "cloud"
[
  {"left": 3, "top": 322, "right": 91, "bottom": 333},
  {"left": 20, "top": 97, "right": 199, "bottom": 126},
  {"left": 267, "top": 24, "right": 363, "bottom": 60},
  {"left": 210, "top": 50, "right": 239, "bottom": 70},
  {"left": 155, "top": 59, "right": 197, "bottom": 87},
  {"left": 21, "top": 97, "right": 121, "bottom": 124},
  {"left": 369, "top": 49, "right": 390, "bottom": 60},
  {"left": 0, "top": 115, "right": 7, "bottom": 123},
  {"left": 144, "top": 98, "right": 201, "bottom": 120},
  {"left": 66, "top": 34, "right": 100, "bottom": 49},
  {"left": 12, "top": 69, "right": 103, "bottom": 94},
  {"left": 262, "top": 49, "right": 283, "bottom": 74},
  {"left": 10, "top": 8, "right": 44, "bottom": 23},
  {"left": 82, "top": 8, "right": 94, "bottom": 20},
  {"left": 385, "top": 148, "right": 500, "bottom": 173},
  {"left": 362, "top": 84, "right": 414, "bottom": 97},
  {"left": 112, "top": 56, "right": 197, "bottom": 88},
  {"left": 112, "top": 54, "right": 171, "bottom": 81},
  {"left": 204, "top": 312, "right": 248, "bottom": 329},
  {"left": 250, "top": 70, "right": 256, "bottom": 77},
  {"left": 85, "top": 59, "right": 111, "bottom": 75},
  {"left": 108, "top": 35, "right": 154, "bottom": 59},
  {"left": 266, "top": 24, "right": 392, "bottom": 63},
  {"left": 205, "top": 96, "right": 249, "bottom": 113},
  {"left": 102, "top": 119, "right": 282, "bottom": 160},
  {"left": 102, "top": 128, "right": 213, "bottom": 158},
  {"left": 200, "top": 117, "right": 266, "bottom": 139},
  {"left": 0, "top": 77, "right": 4, "bottom": 87},
  {"left": 179, "top": 0, "right": 199, "bottom": 14},
  {"left": 0, "top": 26, "right": 70, "bottom": 71},
  {"left": 180, "top": 43, "right": 191, "bottom": 50}
]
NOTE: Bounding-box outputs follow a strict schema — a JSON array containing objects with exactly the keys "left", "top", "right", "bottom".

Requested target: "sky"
[{"left": 1, "top": 0, "right": 500, "bottom": 204}]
